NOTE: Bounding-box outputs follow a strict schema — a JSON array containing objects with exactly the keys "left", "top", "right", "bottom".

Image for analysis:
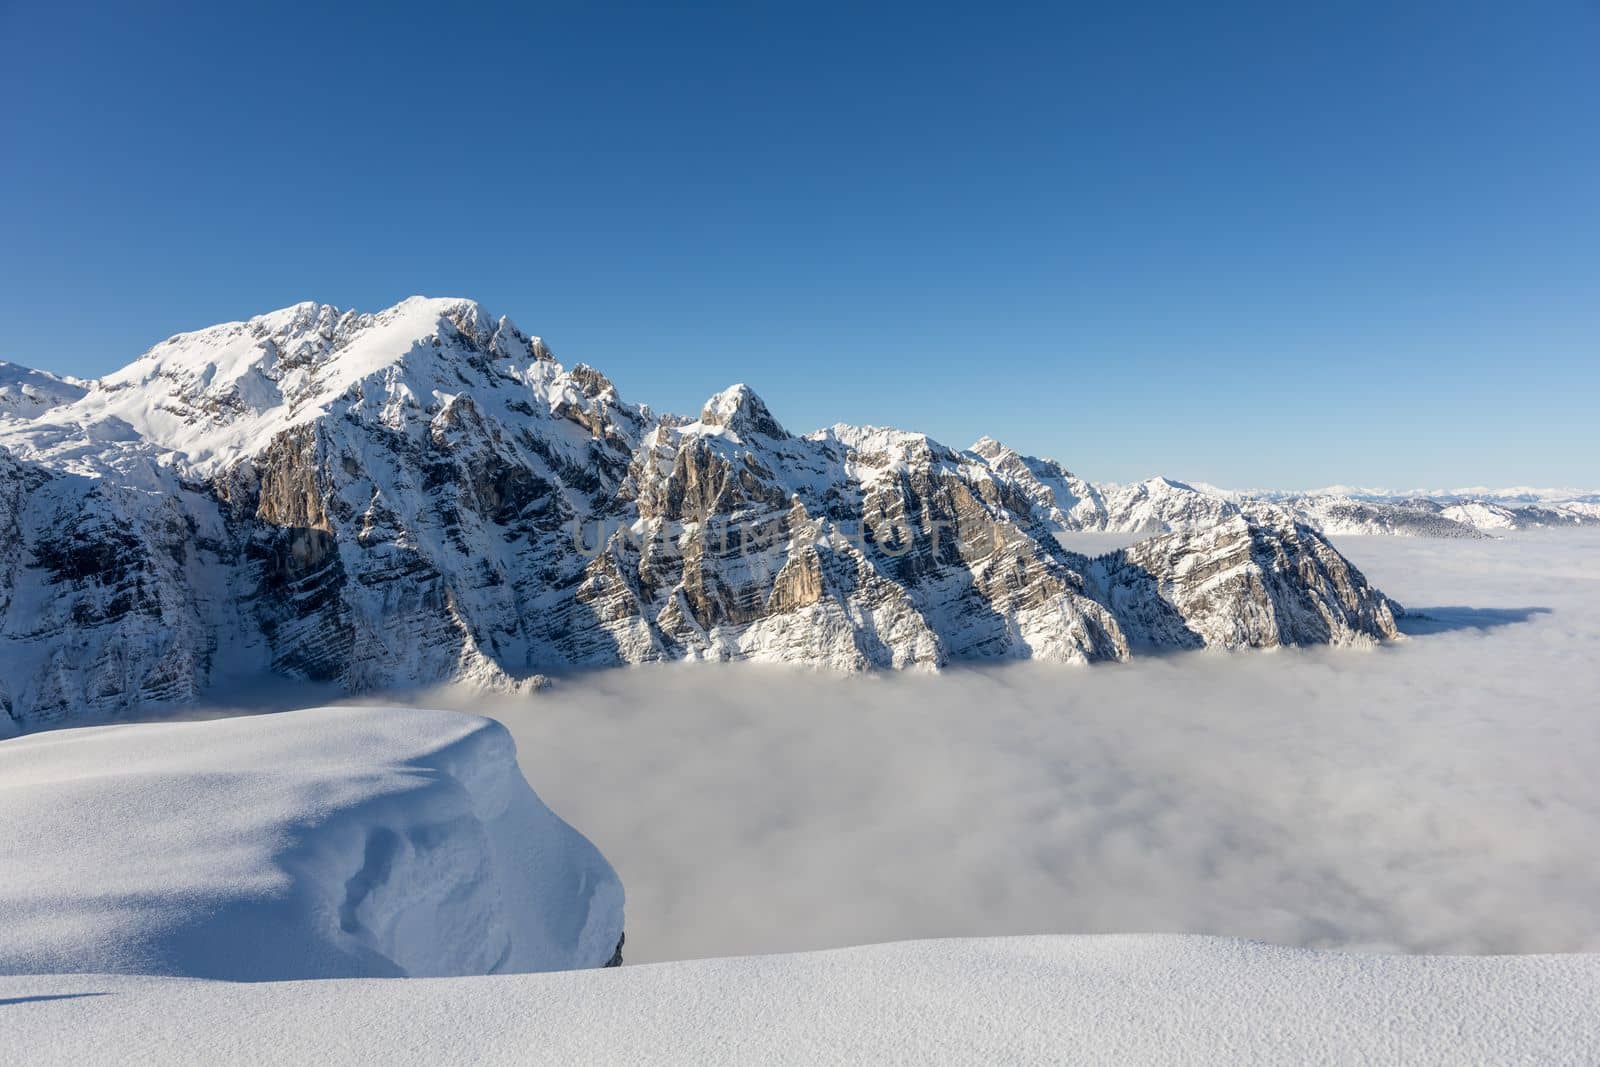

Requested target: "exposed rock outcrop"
[
  {"left": 0, "top": 297, "right": 1404, "bottom": 732},
  {"left": 1087, "top": 516, "right": 1400, "bottom": 650}
]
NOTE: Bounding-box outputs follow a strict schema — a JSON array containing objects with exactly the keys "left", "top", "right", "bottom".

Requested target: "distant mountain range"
[
  {"left": 963, "top": 442, "right": 1599, "bottom": 540},
  {"left": 1257, "top": 484, "right": 1600, "bottom": 505},
  {"left": 988, "top": 457, "right": 1600, "bottom": 540},
  {"left": 0, "top": 297, "right": 1574, "bottom": 732}
]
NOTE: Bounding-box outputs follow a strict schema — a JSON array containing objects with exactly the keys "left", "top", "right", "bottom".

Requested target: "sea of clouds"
[
  {"left": 465, "top": 530, "right": 1600, "bottom": 963},
  {"left": 159, "top": 530, "right": 1600, "bottom": 964}
]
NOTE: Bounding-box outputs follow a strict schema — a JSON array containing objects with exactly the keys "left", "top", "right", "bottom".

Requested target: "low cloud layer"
[{"left": 450, "top": 531, "right": 1600, "bottom": 963}]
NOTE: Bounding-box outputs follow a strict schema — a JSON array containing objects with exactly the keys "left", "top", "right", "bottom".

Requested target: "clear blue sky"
[{"left": 2, "top": 1, "right": 1596, "bottom": 488}]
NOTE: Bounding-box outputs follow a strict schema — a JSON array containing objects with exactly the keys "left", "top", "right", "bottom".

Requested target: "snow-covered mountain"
[
  {"left": 971, "top": 437, "right": 1600, "bottom": 541},
  {"left": 0, "top": 297, "right": 1403, "bottom": 731},
  {"left": 1263, "top": 483, "right": 1600, "bottom": 506},
  {"left": 0, "top": 361, "right": 86, "bottom": 421}
]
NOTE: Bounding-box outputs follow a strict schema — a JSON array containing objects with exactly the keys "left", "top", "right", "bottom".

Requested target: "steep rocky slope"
[
  {"left": 0, "top": 297, "right": 1401, "bottom": 731},
  {"left": 1087, "top": 515, "right": 1400, "bottom": 650}
]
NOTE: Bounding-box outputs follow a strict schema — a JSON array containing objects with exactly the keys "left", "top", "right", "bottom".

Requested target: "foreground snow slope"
[
  {"left": 4, "top": 936, "right": 1597, "bottom": 1065},
  {"left": 0, "top": 707, "right": 623, "bottom": 980}
]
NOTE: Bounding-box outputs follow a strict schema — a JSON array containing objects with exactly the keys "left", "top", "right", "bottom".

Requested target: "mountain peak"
[
  {"left": 969, "top": 435, "right": 1011, "bottom": 460},
  {"left": 698, "top": 383, "right": 788, "bottom": 440},
  {"left": 0, "top": 296, "right": 571, "bottom": 477},
  {"left": 0, "top": 360, "right": 88, "bottom": 420}
]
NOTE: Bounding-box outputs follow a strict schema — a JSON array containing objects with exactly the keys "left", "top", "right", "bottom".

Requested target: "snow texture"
[
  {"left": 2, "top": 936, "right": 1596, "bottom": 1065},
  {"left": 0, "top": 361, "right": 86, "bottom": 421},
  {"left": 0, "top": 706, "right": 623, "bottom": 979}
]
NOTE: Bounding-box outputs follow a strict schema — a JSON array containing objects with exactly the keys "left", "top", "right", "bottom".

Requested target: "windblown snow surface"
[
  {"left": 0, "top": 707, "right": 623, "bottom": 980},
  {"left": 5, "top": 937, "right": 1598, "bottom": 1065}
]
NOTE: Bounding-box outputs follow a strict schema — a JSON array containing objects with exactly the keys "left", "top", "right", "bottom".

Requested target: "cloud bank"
[
  {"left": 448, "top": 531, "right": 1599, "bottom": 963},
  {"left": 160, "top": 530, "right": 1598, "bottom": 964}
]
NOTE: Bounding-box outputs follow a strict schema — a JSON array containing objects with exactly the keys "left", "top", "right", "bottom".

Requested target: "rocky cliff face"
[
  {"left": 0, "top": 298, "right": 1403, "bottom": 732},
  {"left": 1086, "top": 516, "right": 1400, "bottom": 650},
  {"left": 0, "top": 450, "right": 233, "bottom": 731}
]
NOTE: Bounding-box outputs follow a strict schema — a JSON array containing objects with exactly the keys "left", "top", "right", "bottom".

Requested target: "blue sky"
[{"left": 2, "top": 1, "right": 1596, "bottom": 488}]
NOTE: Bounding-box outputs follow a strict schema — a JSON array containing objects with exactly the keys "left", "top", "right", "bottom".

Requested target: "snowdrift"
[
  {"left": 0, "top": 706, "right": 623, "bottom": 980},
  {"left": 3, "top": 936, "right": 1597, "bottom": 1065}
]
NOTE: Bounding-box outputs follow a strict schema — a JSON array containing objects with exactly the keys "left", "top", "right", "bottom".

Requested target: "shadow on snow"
[
  {"left": 1397, "top": 606, "right": 1551, "bottom": 636},
  {"left": 0, "top": 993, "right": 109, "bottom": 1007}
]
